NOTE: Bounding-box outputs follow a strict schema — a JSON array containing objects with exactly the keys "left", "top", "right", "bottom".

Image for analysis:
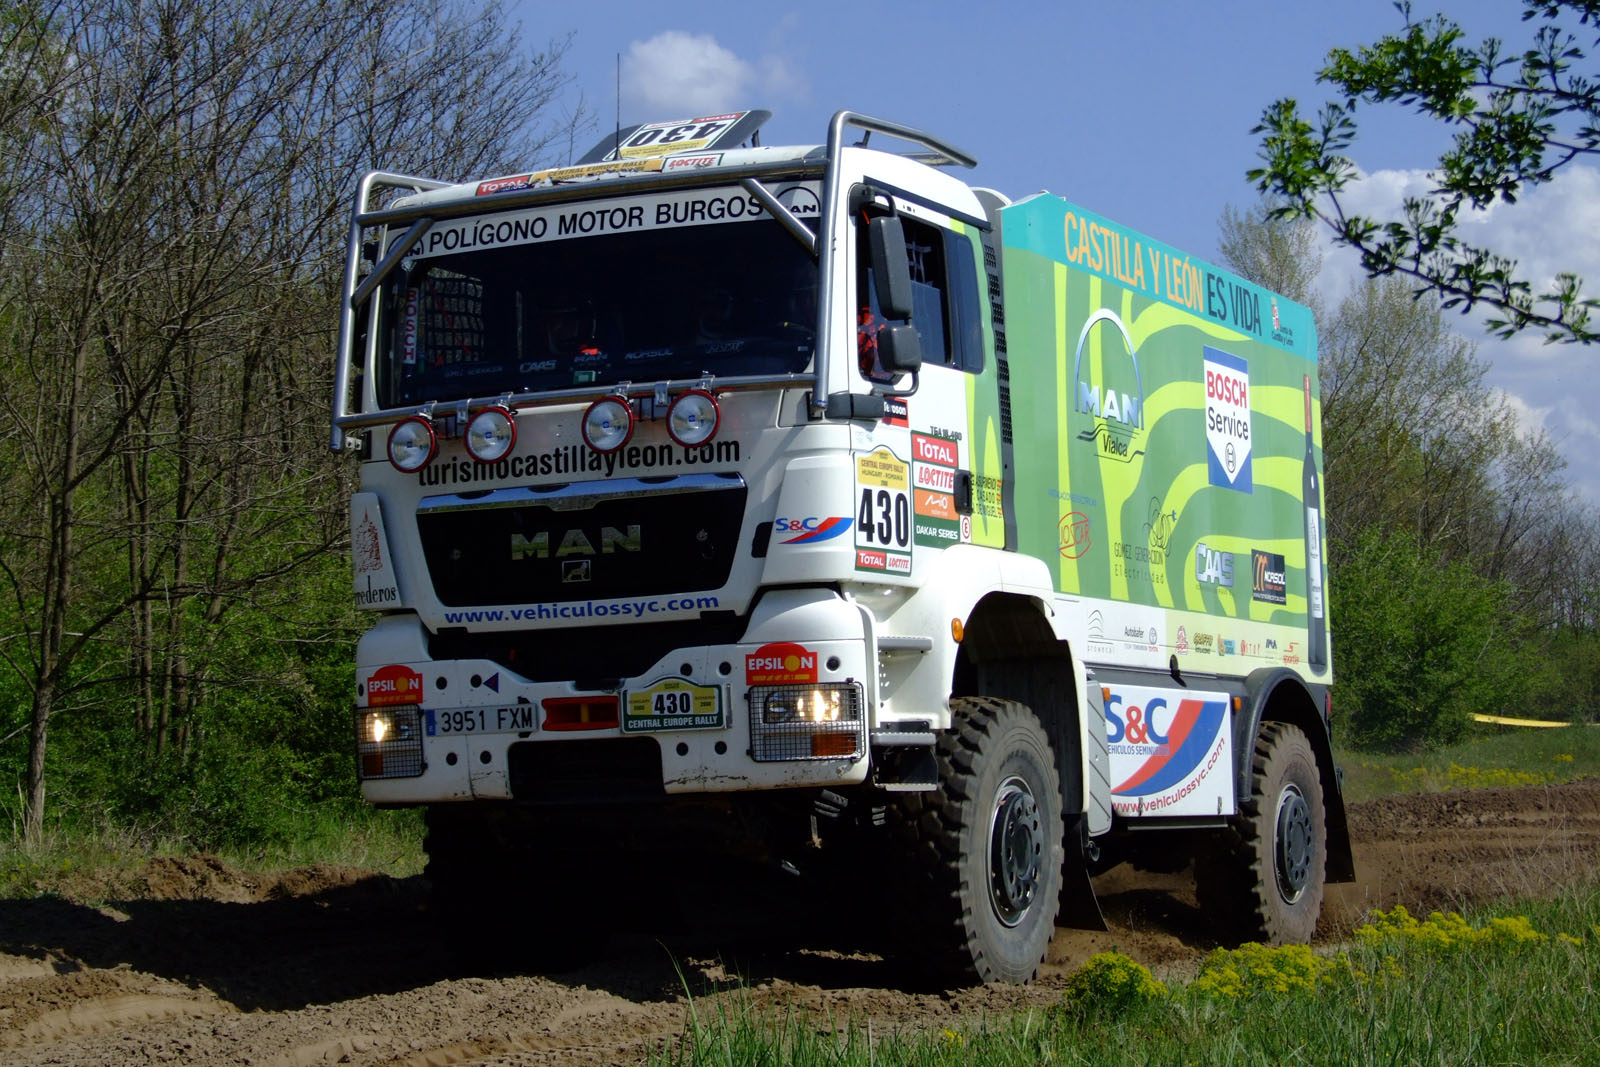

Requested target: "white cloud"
[{"left": 620, "top": 30, "right": 808, "bottom": 120}]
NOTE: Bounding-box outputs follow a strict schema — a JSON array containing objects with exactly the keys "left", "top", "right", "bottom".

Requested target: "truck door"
[{"left": 849, "top": 197, "right": 1007, "bottom": 581}]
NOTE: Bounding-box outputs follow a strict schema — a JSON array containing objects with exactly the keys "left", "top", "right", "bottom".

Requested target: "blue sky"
[{"left": 514, "top": 0, "right": 1599, "bottom": 503}]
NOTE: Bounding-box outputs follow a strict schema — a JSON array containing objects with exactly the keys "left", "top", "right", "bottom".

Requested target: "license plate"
[
  {"left": 622, "top": 677, "right": 724, "bottom": 733},
  {"left": 425, "top": 705, "right": 538, "bottom": 736}
]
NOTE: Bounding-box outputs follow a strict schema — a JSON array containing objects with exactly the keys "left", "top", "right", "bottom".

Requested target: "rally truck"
[{"left": 332, "top": 109, "right": 1354, "bottom": 983}]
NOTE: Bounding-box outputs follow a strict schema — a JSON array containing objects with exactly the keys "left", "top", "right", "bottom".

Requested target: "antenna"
[{"left": 614, "top": 53, "right": 621, "bottom": 160}]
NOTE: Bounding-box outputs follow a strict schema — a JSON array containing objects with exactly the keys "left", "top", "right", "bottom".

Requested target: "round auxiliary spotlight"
[
  {"left": 464, "top": 405, "right": 516, "bottom": 463},
  {"left": 581, "top": 395, "right": 635, "bottom": 453},
  {"left": 386, "top": 416, "right": 437, "bottom": 473},
  {"left": 666, "top": 389, "right": 720, "bottom": 447}
]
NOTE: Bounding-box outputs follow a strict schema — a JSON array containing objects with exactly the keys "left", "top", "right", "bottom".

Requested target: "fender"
[{"left": 1238, "top": 667, "right": 1355, "bottom": 883}]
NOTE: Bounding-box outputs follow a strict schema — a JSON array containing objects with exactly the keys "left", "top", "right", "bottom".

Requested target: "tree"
[
  {"left": 0, "top": 0, "right": 583, "bottom": 844},
  {"left": 1250, "top": 0, "right": 1600, "bottom": 344},
  {"left": 1218, "top": 202, "right": 1578, "bottom": 746}
]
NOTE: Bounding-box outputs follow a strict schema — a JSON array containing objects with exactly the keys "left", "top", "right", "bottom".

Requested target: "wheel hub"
[
  {"left": 1274, "top": 783, "right": 1313, "bottom": 901},
  {"left": 989, "top": 778, "right": 1042, "bottom": 927}
]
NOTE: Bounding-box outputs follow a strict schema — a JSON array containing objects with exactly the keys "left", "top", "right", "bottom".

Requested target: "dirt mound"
[{"left": 3, "top": 779, "right": 1597, "bottom": 1066}]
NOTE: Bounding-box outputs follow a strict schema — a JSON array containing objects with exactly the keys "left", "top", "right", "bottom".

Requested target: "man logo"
[
  {"left": 1072, "top": 309, "right": 1144, "bottom": 463},
  {"left": 512, "top": 525, "right": 641, "bottom": 561}
]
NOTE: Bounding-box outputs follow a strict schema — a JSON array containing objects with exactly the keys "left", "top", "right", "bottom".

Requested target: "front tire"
[
  {"left": 894, "top": 697, "right": 1065, "bottom": 983},
  {"left": 1196, "top": 721, "right": 1327, "bottom": 943}
]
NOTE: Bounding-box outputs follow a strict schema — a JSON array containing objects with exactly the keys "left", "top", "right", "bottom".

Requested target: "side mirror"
[
  {"left": 877, "top": 323, "right": 922, "bottom": 374},
  {"left": 868, "top": 216, "right": 915, "bottom": 321}
]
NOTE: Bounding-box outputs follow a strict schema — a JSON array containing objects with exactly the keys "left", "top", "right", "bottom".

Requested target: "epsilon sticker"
[
  {"left": 367, "top": 664, "right": 423, "bottom": 707},
  {"left": 746, "top": 642, "right": 818, "bottom": 685}
]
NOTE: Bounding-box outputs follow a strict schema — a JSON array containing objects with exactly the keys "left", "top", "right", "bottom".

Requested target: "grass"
[
  {"left": 0, "top": 803, "right": 424, "bottom": 900},
  {"left": 1334, "top": 719, "right": 1600, "bottom": 803},
  {"left": 649, "top": 881, "right": 1600, "bottom": 1066}
]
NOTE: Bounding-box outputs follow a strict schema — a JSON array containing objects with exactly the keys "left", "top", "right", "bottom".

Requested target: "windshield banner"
[{"left": 408, "top": 183, "right": 822, "bottom": 261}]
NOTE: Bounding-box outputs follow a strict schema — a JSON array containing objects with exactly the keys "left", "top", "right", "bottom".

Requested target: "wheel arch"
[
  {"left": 1238, "top": 667, "right": 1355, "bottom": 883},
  {"left": 953, "top": 593, "right": 1085, "bottom": 820}
]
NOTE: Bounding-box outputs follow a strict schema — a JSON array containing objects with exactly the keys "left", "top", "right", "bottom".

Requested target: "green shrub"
[{"left": 1331, "top": 528, "right": 1522, "bottom": 750}]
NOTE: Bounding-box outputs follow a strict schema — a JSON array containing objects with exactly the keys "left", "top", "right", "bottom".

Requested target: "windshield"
[{"left": 375, "top": 186, "right": 818, "bottom": 408}]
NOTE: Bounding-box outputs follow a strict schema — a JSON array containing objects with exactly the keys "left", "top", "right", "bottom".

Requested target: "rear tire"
[
  {"left": 1195, "top": 721, "right": 1326, "bottom": 943},
  {"left": 891, "top": 697, "right": 1064, "bottom": 983}
]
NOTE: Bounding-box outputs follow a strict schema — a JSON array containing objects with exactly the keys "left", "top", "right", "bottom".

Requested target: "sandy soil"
[{"left": 4, "top": 779, "right": 1598, "bottom": 1066}]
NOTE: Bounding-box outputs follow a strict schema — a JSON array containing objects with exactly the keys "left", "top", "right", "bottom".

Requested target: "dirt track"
[{"left": 4, "top": 779, "right": 1598, "bottom": 1066}]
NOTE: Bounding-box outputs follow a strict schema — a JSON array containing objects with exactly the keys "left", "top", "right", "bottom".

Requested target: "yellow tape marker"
[{"left": 1472, "top": 714, "right": 1569, "bottom": 729}]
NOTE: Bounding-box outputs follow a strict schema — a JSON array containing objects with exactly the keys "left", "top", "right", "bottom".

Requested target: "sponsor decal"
[
  {"left": 882, "top": 397, "right": 909, "bottom": 427},
  {"left": 608, "top": 113, "right": 748, "bottom": 160},
  {"left": 1192, "top": 632, "right": 1214, "bottom": 654},
  {"left": 855, "top": 447, "right": 913, "bottom": 573},
  {"left": 1204, "top": 347, "right": 1253, "bottom": 493},
  {"left": 746, "top": 642, "right": 819, "bottom": 685},
  {"left": 917, "top": 491, "right": 957, "bottom": 521},
  {"left": 1252, "top": 549, "right": 1287, "bottom": 605},
  {"left": 776, "top": 516, "right": 852, "bottom": 545},
  {"left": 623, "top": 676, "right": 724, "bottom": 732},
  {"left": 1072, "top": 309, "right": 1144, "bottom": 463},
  {"left": 367, "top": 664, "right": 423, "bottom": 707},
  {"left": 400, "top": 288, "right": 419, "bottom": 365},
  {"left": 911, "top": 433, "right": 960, "bottom": 549},
  {"left": 663, "top": 153, "right": 723, "bottom": 171},
  {"left": 473, "top": 158, "right": 666, "bottom": 195},
  {"left": 476, "top": 173, "right": 534, "bottom": 196},
  {"left": 416, "top": 183, "right": 820, "bottom": 260},
  {"left": 415, "top": 439, "right": 741, "bottom": 487},
  {"left": 352, "top": 494, "right": 400, "bottom": 610},
  {"left": 912, "top": 433, "right": 959, "bottom": 467},
  {"left": 1086, "top": 609, "right": 1115, "bottom": 657},
  {"left": 1104, "top": 683, "right": 1234, "bottom": 817},
  {"left": 1195, "top": 541, "right": 1234, "bottom": 587},
  {"left": 1059, "top": 512, "right": 1091, "bottom": 558},
  {"left": 440, "top": 594, "right": 720, "bottom": 624},
  {"left": 1176, "top": 626, "right": 1189, "bottom": 654}
]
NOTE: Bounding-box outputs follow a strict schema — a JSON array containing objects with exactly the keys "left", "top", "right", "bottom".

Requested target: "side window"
[{"left": 856, "top": 213, "right": 985, "bottom": 381}]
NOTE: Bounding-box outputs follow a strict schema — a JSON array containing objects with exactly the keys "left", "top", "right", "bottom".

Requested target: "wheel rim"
[
  {"left": 1274, "top": 782, "right": 1313, "bottom": 902},
  {"left": 988, "top": 776, "right": 1042, "bottom": 927}
]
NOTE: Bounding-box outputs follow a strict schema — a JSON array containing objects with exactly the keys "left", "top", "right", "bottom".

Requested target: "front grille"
[{"left": 416, "top": 474, "right": 746, "bottom": 607}]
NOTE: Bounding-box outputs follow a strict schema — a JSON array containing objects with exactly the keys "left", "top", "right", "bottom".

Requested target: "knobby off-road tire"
[
  {"left": 889, "top": 697, "right": 1065, "bottom": 984},
  {"left": 1195, "top": 721, "right": 1327, "bottom": 944}
]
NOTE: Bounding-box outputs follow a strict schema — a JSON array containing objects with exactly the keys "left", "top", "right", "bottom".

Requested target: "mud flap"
[{"left": 1057, "top": 814, "right": 1108, "bottom": 932}]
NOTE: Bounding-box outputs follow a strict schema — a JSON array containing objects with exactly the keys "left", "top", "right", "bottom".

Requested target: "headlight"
[
  {"left": 465, "top": 404, "right": 516, "bottom": 463},
  {"left": 749, "top": 683, "right": 865, "bottom": 762},
  {"left": 386, "top": 416, "right": 437, "bottom": 473},
  {"left": 582, "top": 395, "right": 635, "bottom": 453},
  {"left": 355, "top": 705, "right": 424, "bottom": 779},
  {"left": 666, "top": 389, "right": 720, "bottom": 447}
]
